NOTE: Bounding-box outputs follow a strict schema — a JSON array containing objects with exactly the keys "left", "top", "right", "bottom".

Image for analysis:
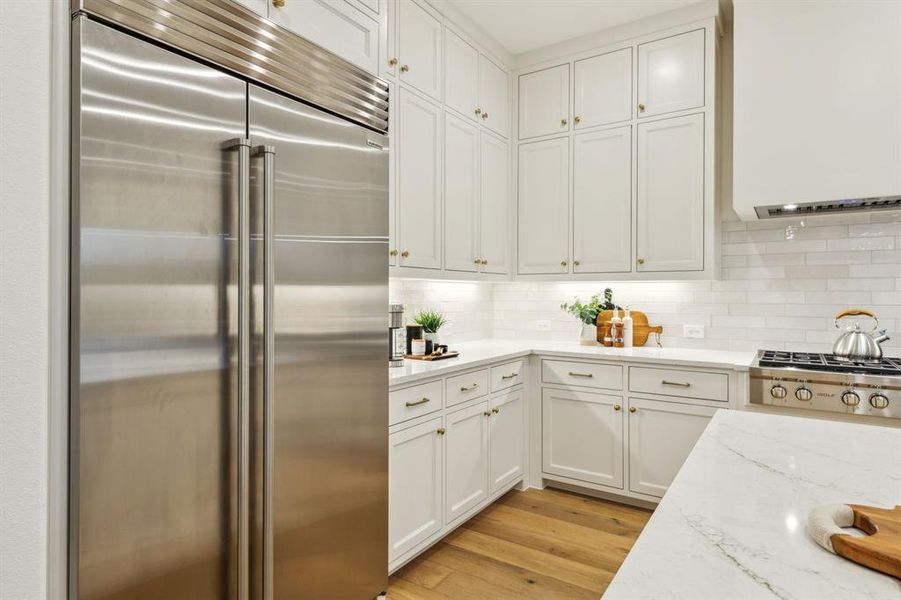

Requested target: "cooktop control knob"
[
  {"left": 869, "top": 393, "right": 889, "bottom": 409},
  {"left": 770, "top": 385, "right": 787, "bottom": 399},
  {"left": 841, "top": 391, "right": 860, "bottom": 407},
  {"left": 795, "top": 387, "right": 813, "bottom": 401}
]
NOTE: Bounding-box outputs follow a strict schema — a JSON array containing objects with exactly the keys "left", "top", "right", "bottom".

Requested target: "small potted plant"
[
  {"left": 560, "top": 288, "right": 617, "bottom": 345},
  {"left": 413, "top": 309, "right": 446, "bottom": 350}
]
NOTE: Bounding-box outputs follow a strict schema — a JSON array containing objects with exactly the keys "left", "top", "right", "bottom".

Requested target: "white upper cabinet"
[
  {"left": 479, "top": 132, "right": 509, "bottom": 274},
  {"left": 380, "top": 0, "right": 397, "bottom": 79},
  {"left": 269, "top": 0, "right": 379, "bottom": 73},
  {"left": 445, "top": 401, "right": 489, "bottom": 525},
  {"left": 573, "top": 126, "right": 632, "bottom": 273},
  {"left": 397, "top": 87, "right": 442, "bottom": 269},
  {"left": 518, "top": 64, "right": 569, "bottom": 140},
  {"left": 573, "top": 48, "right": 632, "bottom": 129},
  {"left": 518, "top": 137, "right": 569, "bottom": 274},
  {"left": 479, "top": 56, "right": 509, "bottom": 137},
  {"left": 637, "top": 29, "right": 705, "bottom": 117},
  {"left": 444, "top": 29, "right": 479, "bottom": 121},
  {"left": 489, "top": 390, "right": 523, "bottom": 493},
  {"left": 444, "top": 113, "right": 480, "bottom": 272},
  {"left": 398, "top": 0, "right": 442, "bottom": 101},
  {"left": 636, "top": 113, "right": 704, "bottom": 272}
]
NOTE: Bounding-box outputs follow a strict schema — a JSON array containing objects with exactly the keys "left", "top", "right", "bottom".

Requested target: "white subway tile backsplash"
[
  {"left": 827, "top": 237, "right": 895, "bottom": 251},
  {"left": 764, "top": 240, "right": 827, "bottom": 254}
]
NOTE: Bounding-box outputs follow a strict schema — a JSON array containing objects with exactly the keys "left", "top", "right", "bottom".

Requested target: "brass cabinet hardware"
[
  {"left": 389, "top": 249, "right": 398, "bottom": 257},
  {"left": 629, "top": 407, "right": 637, "bottom": 413},
  {"left": 481, "top": 112, "right": 489, "bottom": 120},
  {"left": 560, "top": 260, "right": 567, "bottom": 267},
  {"left": 501, "top": 372, "right": 519, "bottom": 380},
  {"left": 405, "top": 397, "right": 430, "bottom": 407},
  {"left": 492, "top": 408, "right": 500, "bottom": 414},
  {"left": 401, "top": 250, "right": 409, "bottom": 258},
  {"left": 662, "top": 380, "right": 691, "bottom": 387},
  {"left": 272, "top": 0, "right": 285, "bottom": 7},
  {"left": 573, "top": 260, "right": 580, "bottom": 267},
  {"left": 574, "top": 116, "right": 582, "bottom": 124},
  {"left": 568, "top": 371, "right": 593, "bottom": 378},
  {"left": 400, "top": 64, "right": 410, "bottom": 73},
  {"left": 437, "top": 427, "right": 446, "bottom": 435},
  {"left": 483, "top": 411, "right": 492, "bottom": 417},
  {"left": 480, "top": 259, "right": 488, "bottom": 265},
  {"left": 388, "top": 57, "right": 398, "bottom": 67},
  {"left": 638, "top": 103, "right": 646, "bottom": 112},
  {"left": 474, "top": 258, "right": 481, "bottom": 264},
  {"left": 614, "top": 404, "right": 621, "bottom": 411},
  {"left": 459, "top": 383, "right": 480, "bottom": 392},
  {"left": 475, "top": 107, "right": 482, "bottom": 115},
  {"left": 560, "top": 118, "right": 567, "bottom": 126},
  {"left": 637, "top": 258, "right": 645, "bottom": 265}
]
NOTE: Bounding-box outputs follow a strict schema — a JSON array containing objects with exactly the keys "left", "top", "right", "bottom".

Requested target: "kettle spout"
[{"left": 874, "top": 330, "right": 891, "bottom": 345}]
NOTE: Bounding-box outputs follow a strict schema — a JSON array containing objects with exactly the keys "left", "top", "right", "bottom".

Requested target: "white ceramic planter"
[{"left": 580, "top": 323, "right": 598, "bottom": 346}]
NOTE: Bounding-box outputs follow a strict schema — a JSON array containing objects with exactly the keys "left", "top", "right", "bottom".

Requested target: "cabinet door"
[
  {"left": 445, "top": 401, "right": 489, "bottom": 524},
  {"left": 233, "top": 0, "right": 268, "bottom": 16},
  {"left": 489, "top": 390, "right": 524, "bottom": 493},
  {"left": 518, "top": 137, "right": 569, "bottom": 274},
  {"left": 444, "top": 113, "right": 479, "bottom": 272},
  {"left": 389, "top": 417, "right": 444, "bottom": 562},
  {"left": 269, "top": 0, "right": 379, "bottom": 73},
  {"left": 573, "top": 126, "right": 631, "bottom": 273},
  {"left": 398, "top": 0, "right": 442, "bottom": 101},
  {"left": 542, "top": 388, "right": 623, "bottom": 489},
  {"left": 388, "top": 81, "right": 398, "bottom": 265},
  {"left": 636, "top": 113, "right": 704, "bottom": 272},
  {"left": 479, "top": 131, "right": 509, "bottom": 274},
  {"left": 518, "top": 64, "right": 569, "bottom": 139},
  {"left": 379, "top": 0, "right": 397, "bottom": 79},
  {"left": 573, "top": 48, "right": 632, "bottom": 129},
  {"left": 628, "top": 398, "right": 716, "bottom": 498},
  {"left": 397, "top": 87, "right": 442, "bottom": 269},
  {"left": 445, "top": 29, "right": 479, "bottom": 121},
  {"left": 479, "top": 55, "right": 509, "bottom": 137},
  {"left": 637, "top": 29, "right": 705, "bottom": 117}
]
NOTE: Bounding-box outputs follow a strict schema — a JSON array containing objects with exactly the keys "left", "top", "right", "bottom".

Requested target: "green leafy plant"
[
  {"left": 414, "top": 309, "right": 446, "bottom": 333},
  {"left": 560, "top": 288, "right": 618, "bottom": 325}
]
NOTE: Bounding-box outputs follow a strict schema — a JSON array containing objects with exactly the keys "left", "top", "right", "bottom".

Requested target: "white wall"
[{"left": 0, "top": 1, "right": 54, "bottom": 598}]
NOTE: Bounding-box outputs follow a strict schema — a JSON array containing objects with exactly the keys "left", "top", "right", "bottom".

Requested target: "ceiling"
[{"left": 438, "top": 0, "right": 702, "bottom": 55}]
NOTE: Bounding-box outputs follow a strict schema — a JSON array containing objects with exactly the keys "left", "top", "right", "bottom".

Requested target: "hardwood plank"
[
  {"left": 388, "top": 577, "right": 449, "bottom": 600},
  {"left": 501, "top": 488, "right": 649, "bottom": 537},
  {"left": 393, "top": 554, "right": 453, "bottom": 590},
  {"left": 534, "top": 487, "right": 653, "bottom": 525}
]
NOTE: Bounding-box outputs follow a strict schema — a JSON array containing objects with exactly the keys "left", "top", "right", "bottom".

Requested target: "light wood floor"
[{"left": 387, "top": 487, "right": 653, "bottom": 599}]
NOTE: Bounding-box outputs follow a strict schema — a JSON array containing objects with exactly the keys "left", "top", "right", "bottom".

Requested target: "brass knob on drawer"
[
  {"left": 560, "top": 260, "right": 567, "bottom": 267},
  {"left": 573, "top": 260, "right": 580, "bottom": 267},
  {"left": 638, "top": 103, "right": 646, "bottom": 112},
  {"left": 400, "top": 64, "right": 410, "bottom": 73},
  {"left": 436, "top": 427, "right": 446, "bottom": 435},
  {"left": 629, "top": 407, "right": 637, "bottom": 413},
  {"left": 614, "top": 404, "right": 621, "bottom": 411},
  {"left": 637, "top": 258, "right": 645, "bottom": 265},
  {"left": 560, "top": 118, "right": 568, "bottom": 126}
]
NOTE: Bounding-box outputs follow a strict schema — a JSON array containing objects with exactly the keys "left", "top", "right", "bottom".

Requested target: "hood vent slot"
[{"left": 755, "top": 195, "right": 901, "bottom": 219}]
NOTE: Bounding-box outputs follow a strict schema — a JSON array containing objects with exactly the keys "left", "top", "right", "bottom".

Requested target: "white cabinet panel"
[
  {"left": 637, "top": 29, "right": 705, "bottom": 117},
  {"left": 444, "top": 29, "right": 479, "bottom": 121},
  {"left": 518, "top": 137, "right": 569, "bottom": 274},
  {"left": 397, "top": 87, "right": 442, "bottom": 269},
  {"left": 628, "top": 398, "right": 715, "bottom": 498},
  {"left": 479, "top": 55, "right": 509, "bottom": 137},
  {"left": 573, "top": 48, "right": 632, "bottom": 128},
  {"left": 380, "top": 0, "right": 397, "bottom": 79},
  {"left": 269, "top": 0, "right": 379, "bottom": 73},
  {"left": 518, "top": 64, "right": 569, "bottom": 139},
  {"left": 542, "top": 388, "right": 623, "bottom": 488},
  {"left": 629, "top": 366, "right": 728, "bottom": 402},
  {"left": 489, "top": 390, "right": 524, "bottom": 493},
  {"left": 233, "top": 0, "right": 268, "bottom": 16},
  {"left": 388, "top": 80, "right": 397, "bottom": 265},
  {"left": 398, "top": 0, "right": 442, "bottom": 101},
  {"left": 479, "top": 132, "right": 509, "bottom": 274},
  {"left": 445, "top": 369, "right": 489, "bottom": 408},
  {"left": 573, "top": 126, "right": 632, "bottom": 273},
  {"left": 443, "top": 113, "right": 479, "bottom": 272},
  {"left": 636, "top": 113, "right": 704, "bottom": 272},
  {"left": 389, "top": 417, "right": 444, "bottom": 562},
  {"left": 445, "top": 401, "right": 489, "bottom": 524}
]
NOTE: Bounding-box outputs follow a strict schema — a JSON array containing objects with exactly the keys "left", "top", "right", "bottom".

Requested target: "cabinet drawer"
[
  {"left": 490, "top": 360, "right": 526, "bottom": 392},
  {"left": 390, "top": 380, "right": 443, "bottom": 425},
  {"left": 628, "top": 366, "right": 728, "bottom": 402},
  {"left": 446, "top": 369, "right": 489, "bottom": 408},
  {"left": 542, "top": 360, "right": 622, "bottom": 391}
]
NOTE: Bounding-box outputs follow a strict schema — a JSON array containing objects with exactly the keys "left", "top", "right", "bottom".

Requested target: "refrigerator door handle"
[
  {"left": 252, "top": 144, "right": 276, "bottom": 600},
  {"left": 224, "top": 137, "right": 252, "bottom": 600}
]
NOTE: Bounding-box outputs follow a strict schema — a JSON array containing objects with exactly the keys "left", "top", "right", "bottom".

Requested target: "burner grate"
[{"left": 758, "top": 350, "right": 901, "bottom": 376}]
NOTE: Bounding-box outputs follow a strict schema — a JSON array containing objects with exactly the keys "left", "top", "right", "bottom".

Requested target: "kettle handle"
[{"left": 834, "top": 308, "right": 878, "bottom": 330}]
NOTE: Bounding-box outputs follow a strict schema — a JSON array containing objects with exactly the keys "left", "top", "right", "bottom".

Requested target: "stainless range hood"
[{"left": 754, "top": 195, "right": 901, "bottom": 219}]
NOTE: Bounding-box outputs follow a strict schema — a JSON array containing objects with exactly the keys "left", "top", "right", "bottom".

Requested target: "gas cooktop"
[{"left": 756, "top": 350, "right": 901, "bottom": 376}]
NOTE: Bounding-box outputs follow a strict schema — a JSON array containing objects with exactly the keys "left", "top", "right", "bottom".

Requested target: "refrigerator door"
[
  {"left": 71, "top": 18, "right": 248, "bottom": 600},
  {"left": 248, "top": 85, "right": 389, "bottom": 599}
]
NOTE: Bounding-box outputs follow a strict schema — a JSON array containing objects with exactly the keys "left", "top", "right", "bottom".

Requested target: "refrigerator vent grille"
[{"left": 755, "top": 195, "right": 901, "bottom": 219}]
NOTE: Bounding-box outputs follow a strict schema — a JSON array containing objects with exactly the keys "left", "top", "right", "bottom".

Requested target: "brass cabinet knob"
[
  {"left": 401, "top": 250, "right": 410, "bottom": 258},
  {"left": 400, "top": 64, "right": 410, "bottom": 73},
  {"left": 474, "top": 258, "right": 481, "bottom": 264},
  {"left": 573, "top": 260, "right": 580, "bottom": 267},
  {"left": 560, "top": 260, "right": 567, "bottom": 267},
  {"left": 574, "top": 116, "right": 582, "bottom": 124},
  {"left": 480, "top": 259, "right": 488, "bottom": 265},
  {"left": 483, "top": 411, "right": 492, "bottom": 417},
  {"left": 272, "top": 0, "right": 285, "bottom": 7},
  {"left": 614, "top": 404, "right": 621, "bottom": 411},
  {"left": 388, "top": 57, "right": 398, "bottom": 67},
  {"left": 560, "top": 118, "right": 568, "bottom": 126},
  {"left": 629, "top": 407, "right": 637, "bottom": 413},
  {"left": 638, "top": 103, "right": 646, "bottom": 112},
  {"left": 492, "top": 408, "right": 499, "bottom": 414},
  {"left": 475, "top": 107, "right": 482, "bottom": 116},
  {"left": 481, "top": 112, "right": 489, "bottom": 120},
  {"left": 436, "top": 427, "right": 446, "bottom": 435},
  {"left": 637, "top": 258, "right": 645, "bottom": 265},
  {"left": 389, "top": 249, "right": 398, "bottom": 257}
]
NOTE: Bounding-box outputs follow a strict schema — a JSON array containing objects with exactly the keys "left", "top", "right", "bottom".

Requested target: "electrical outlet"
[
  {"left": 683, "top": 325, "right": 705, "bottom": 339},
  {"left": 535, "top": 320, "right": 551, "bottom": 331}
]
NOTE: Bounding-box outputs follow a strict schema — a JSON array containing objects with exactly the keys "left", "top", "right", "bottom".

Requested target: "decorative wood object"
[
  {"left": 831, "top": 505, "right": 901, "bottom": 579},
  {"left": 595, "top": 310, "right": 663, "bottom": 347}
]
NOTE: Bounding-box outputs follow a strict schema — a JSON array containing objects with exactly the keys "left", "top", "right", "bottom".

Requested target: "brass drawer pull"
[
  {"left": 568, "top": 371, "right": 594, "bottom": 378},
  {"left": 662, "top": 380, "right": 691, "bottom": 388},
  {"left": 501, "top": 372, "right": 519, "bottom": 380},
  {"left": 405, "top": 397, "right": 430, "bottom": 407},
  {"left": 460, "top": 383, "right": 480, "bottom": 392}
]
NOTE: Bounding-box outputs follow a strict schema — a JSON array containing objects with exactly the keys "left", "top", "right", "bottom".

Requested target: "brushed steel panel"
[
  {"left": 248, "top": 85, "right": 389, "bottom": 599},
  {"left": 71, "top": 18, "right": 247, "bottom": 600},
  {"left": 73, "top": 0, "right": 390, "bottom": 133}
]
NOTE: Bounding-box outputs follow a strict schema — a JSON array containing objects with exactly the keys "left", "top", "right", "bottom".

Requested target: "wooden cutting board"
[
  {"left": 595, "top": 310, "right": 663, "bottom": 347},
  {"left": 404, "top": 351, "right": 460, "bottom": 361},
  {"left": 831, "top": 504, "right": 901, "bottom": 579}
]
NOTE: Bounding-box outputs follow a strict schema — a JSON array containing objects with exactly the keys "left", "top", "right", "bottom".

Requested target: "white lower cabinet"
[
  {"left": 389, "top": 416, "right": 444, "bottom": 563},
  {"left": 489, "top": 390, "right": 524, "bottom": 493},
  {"left": 542, "top": 387, "right": 624, "bottom": 488},
  {"left": 628, "top": 397, "right": 717, "bottom": 497},
  {"left": 445, "top": 401, "right": 490, "bottom": 524}
]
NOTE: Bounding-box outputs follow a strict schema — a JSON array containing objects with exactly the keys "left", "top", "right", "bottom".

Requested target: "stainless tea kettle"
[{"left": 832, "top": 309, "right": 890, "bottom": 362}]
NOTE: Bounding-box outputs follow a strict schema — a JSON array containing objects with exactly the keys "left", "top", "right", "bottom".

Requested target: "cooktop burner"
[{"left": 757, "top": 350, "right": 901, "bottom": 376}]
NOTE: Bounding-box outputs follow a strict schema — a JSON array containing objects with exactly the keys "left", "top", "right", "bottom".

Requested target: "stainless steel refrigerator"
[{"left": 70, "top": 5, "right": 388, "bottom": 599}]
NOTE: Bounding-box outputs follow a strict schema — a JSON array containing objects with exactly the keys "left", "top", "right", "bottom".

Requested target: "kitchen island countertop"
[{"left": 604, "top": 410, "right": 901, "bottom": 599}]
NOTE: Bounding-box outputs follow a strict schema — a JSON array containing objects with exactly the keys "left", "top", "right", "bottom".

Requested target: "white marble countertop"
[
  {"left": 389, "top": 339, "right": 755, "bottom": 388},
  {"left": 604, "top": 410, "right": 901, "bottom": 600}
]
